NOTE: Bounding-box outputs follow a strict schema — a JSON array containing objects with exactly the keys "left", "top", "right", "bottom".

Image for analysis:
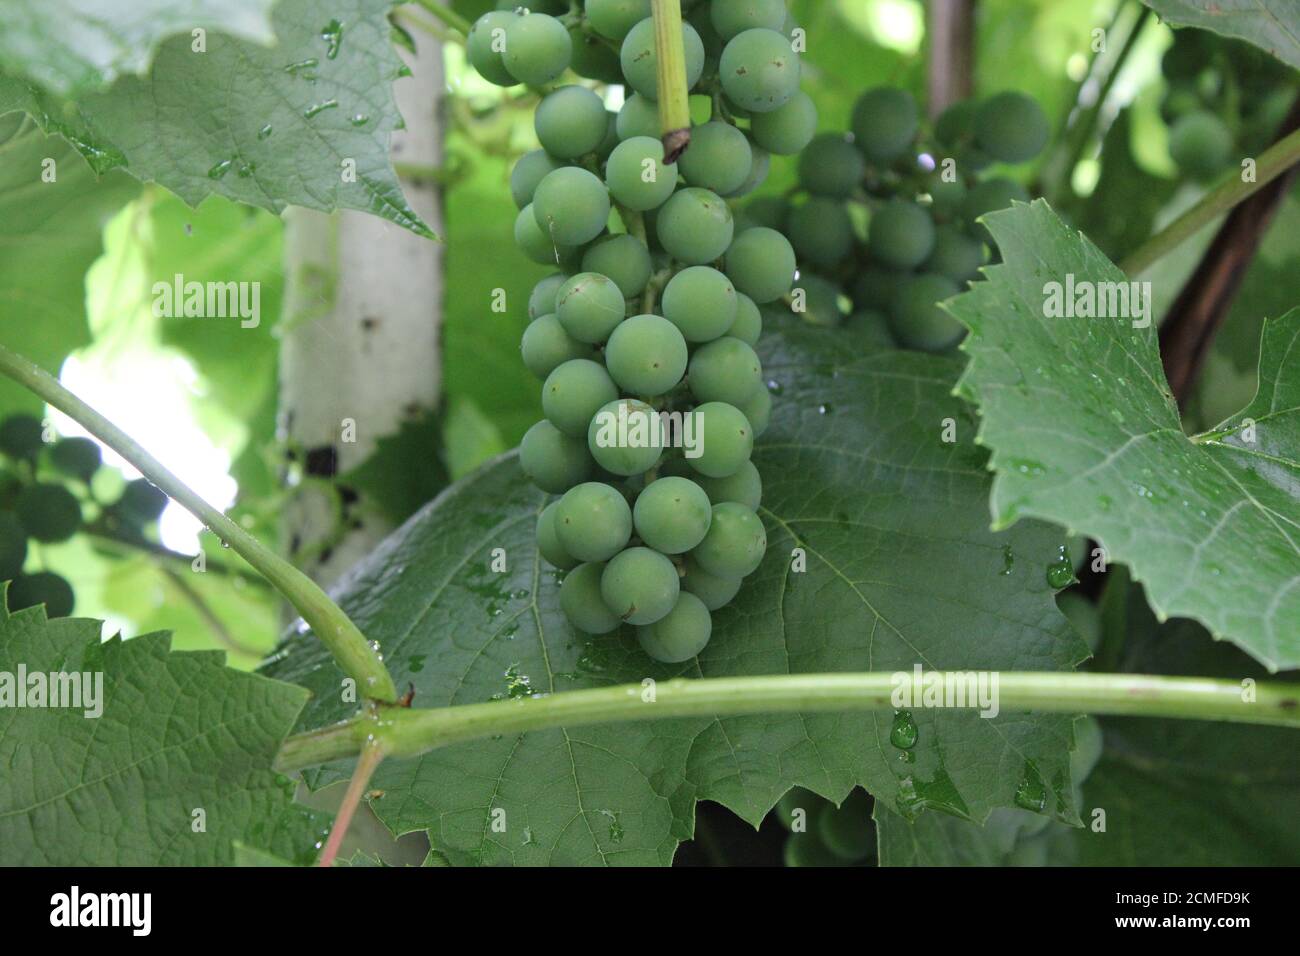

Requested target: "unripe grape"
[
  {"left": 679, "top": 555, "right": 742, "bottom": 610},
  {"left": 889, "top": 273, "right": 964, "bottom": 352},
  {"left": 601, "top": 546, "right": 680, "bottom": 625},
  {"left": 529, "top": 273, "right": 570, "bottom": 318},
  {"left": 851, "top": 86, "right": 919, "bottom": 163},
  {"left": 681, "top": 458, "right": 762, "bottom": 509},
  {"left": 735, "top": 381, "right": 772, "bottom": 437},
  {"left": 520, "top": 420, "right": 593, "bottom": 493},
  {"left": 49, "top": 436, "right": 102, "bottom": 482},
  {"left": 510, "top": 149, "right": 565, "bottom": 208},
  {"left": 923, "top": 225, "right": 984, "bottom": 284},
  {"left": 925, "top": 170, "right": 967, "bottom": 219},
  {"left": 556, "top": 482, "right": 633, "bottom": 562},
  {"left": 616, "top": 94, "right": 660, "bottom": 140},
  {"left": 467, "top": 10, "right": 519, "bottom": 86},
  {"left": 0, "top": 513, "right": 27, "bottom": 580},
  {"left": 0, "top": 414, "right": 44, "bottom": 460},
  {"left": 788, "top": 197, "right": 854, "bottom": 269},
  {"left": 724, "top": 145, "right": 770, "bottom": 198},
  {"left": 556, "top": 272, "right": 626, "bottom": 343},
  {"left": 791, "top": 273, "right": 846, "bottom": 327},
  {"left": 582, "top": 234, "right": 653, "bottom": 299},
  {"left": 587, "top": 0, "right": 652, "bottom": 42},
  {"left": 661, "top": 266, "right": 738, "bottom": 342},
  {"left": 749, "top": 91, "right": 818, "bottom": 155},
  {"left": 587, "top": 398, "right": 665, "bottom": 475},
  {"left": 692, "top": 501, "right": 766, "bottom": 577},
  {"left": 521, "top": 313, "right": 596, "bottom": 379},
  {"left": 605, "top": 136, "right": 678, "bottom": 211},
  {"left": 634, "top": 476, "right": 713, "bottom": 554},
  {"left": 1168, "top": 109, "right": 1233, "bottom": 179},
  {"left": 975, "top": 91, "right": 1049, "bottom": 164},
  {"left": 728, "top": 293, "right": 763, "bottom": 346},
  {"left": 118, "top": 478, "right": 167, "bottom": 524},
  {"left": 844, "top": 309, "right": 896, "bottom": 350},
  {"left": 560, "top": 562, "right": 622, "bottom": 634},
  {"left": 688, "top": 402, "right": 754, "bottom": 478},
  {"left": 961, "top": 177, "right": 1029, "bottom": 234},
  {"left": 868, "top": 199, "right": 935, "bottom": 270},
  {"left": 533, "top": 167, "right": 611, "bottom": 247},
  {"left": 638, "top": 592, "right": 713, "bottom": 662},
  {"left": 537, "top": 501, "right": 580, "bottom": 570},
  {"left": 18, "top": 483, "right": 82, "bottom": 543},
  {"left": 719, "top": 28, "right": 800, "bottom": 113},
  {"left": 711, "top": 0, "right": 787, "bottom": 40},
  {"left": 816, "top": 790, "right": 873, "bottom": 861},
  {"left": 723, "top": 226, "right": 795, "bottom": 303},
  {"left": 1071, "top": 716, "right": 1105, "bottom": 783},
  {"left": 798, "top": 133, "right": 866, "bottom": 198},
  {"left": 605, "top": 314, "right": 689, "bottom": 395},
  {"left": 569, "top": 27, "right": 624, "bottom": 83},
  {"left": 741, "top": 195, "right": 790, "bottom": 231},
  {"left": 620, "top": 17, "right": 706, "bottom": 100},
  {"left": 657, "top": 188, "right": 735, "bottom": 265},
  {"left": 503, "top": 12, "right": 573, "bottom": 87},
  {"left": 515, "top": 204, "right": 578, "bottom": 266},
  {"left": 689, "top": 336, "right": 763, "bottom": 406},
  {"left": 543, "top": 359, "right": 619, "bottom": 436},
  {"left": 678, "top": 122, "right": 753, "bottom": 195},
  {"left": 535, "top": 86, "right": 609, "bottom": 159},
  {"left": 8, "top": 571, "right": 74, "bottom": 618}
]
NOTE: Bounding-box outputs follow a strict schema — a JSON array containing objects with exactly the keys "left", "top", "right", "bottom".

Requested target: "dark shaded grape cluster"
[
  {"left": 468, "top": 1, "right": 810, "bottom": 662},
  {"left": 772, "top": 787, "right": 876, "bottom": 867},
  {"left": 748, "top": 85, "right": 1047, "bottom": 351},
  {"left": 0, "top": 412, "right": 168, "bottom": 619}
]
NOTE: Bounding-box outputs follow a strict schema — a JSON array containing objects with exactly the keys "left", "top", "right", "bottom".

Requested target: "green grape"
[
  {"left": 868, "top": 199, "right": 935, "bottom": 270},
  {"left": 604, "top": 314, "right": 689, "bottom": 395},
  {"left": 594, "top": 111, "right": 620, "bottom": 159},
  {"left": 816, "top": 790, "right": 873, "bottom": 861},
  {"left": 656, "top": 188, "right": 735, "bottom": 265},
  {"left": 889, "top": 273, "right": 964, "bottom": 352},
  {"left": 535, "top": 86, "right": 609, "bottom": 159},
  {"left": 1169, "top": 110, "right": 1233, "bottom": 179},
  {"left": 586, "top": 0, "right": 651, "bottom": 41},
  {"left": 852, "top": 267, "right": 903, "bottom": 312},
  {"left": 723, "top": 226, "right": 794, "bottom": 303},
  {"left": 719, "top": 28, "right": 800, "bottom": 113},
  {"left": 787, "top": 196, "right": 854, "bottom": 269},
  {"left": 975, "top": 91, "right": 1049, "bottom": 164},
  {"left": 637, "top": 592, "right": 713, "bottom": 662},
  {"left": 783, "top": 832, "right": 846, "bottom": 867},
  {"left": 740, "top": 195, "right": 789, "bottom": 231},
  {"left": 734, "top": 381, "right": 772, "bottom": 437},
  {"left": 688, "top": 336, "right": 763, "bottom": 406},
  {"left": 49, "top": 437, "right": 101, "bottom": 482},
  {"left": 556, "top": 481, "right": 633, "bottom": 562},
  {"left": 118, "top": 478, "right": 168, "bottom": 524},
  {"left": 560, "top": 562, "right": 622, "bottom": 634},
  {"left": 844, "top": 309, "right": 896, "bottom": 350},
  {"left": 582, "top": 234, "right": 653, "bottom": 299},
  {"left": 520, "top": 420, "right": 593, "bottom": 493},
  {"left": 661, "top": 266, "right": 738, "bottom": 343},
  {"left": 529, "top": 272, "right": 569, "bottom": 318},
  {"left": 600, "top": 546, "right": 680, "bottom": 625},
  {"left": 587, "top": 398, "right": 664, "bottom": 476},
  {"left": 515, "top": 203, "right": 578, "bottom": 266},
  {"left": 1057, "top": 591, "right": 1101, "bottom": 654},
  {"left": 533, "top": 167, "right": 611, "bottom": 247},
  {"left": 934, "top": 98, "right": 977, "bottom": 148},
  {"left": 686, "top": 1, "right": 725, "bottom": 73},
  {"left": 8, "top": 571, "right": 74, "bottom": 618},
  {"left": 633, "top": 476, "right": 713, "bottom": 554},
  {"left": 692, "top": 501, "right": 766, "bottom": 577},
  {"left": 925, "top": 170, "right": 967, "bottom": 218},
  {"left": 18, "top": 483, "right": 81, "bottom": 543},
  {"left": 711, "top": 0, "right": 786, "bottom": 40},
  {"left": 556, "top": 272, "right": 626, "bottom": 343},
  {"left": 792, "top": 273, "right": 846, "bottom": 327},
  {"left": 537, "top": 500, "right": 580, "bottom": 570},
  {"left": 798, "top": 133, "right": 866, "bottom": 198},
  {"left": 749, "top": 90, "right": 817, "bottom": 155},
  {"left": 961, "top": 177, "right": 1030, "bottom": 233},
  {"left": 923, "top": 224, "right": 984, "bottom": 283},
  {"left": 775, "top": 787, "right": 823, "bottom": 832},
  {"left": 521, "top": 313, "right": 595, "bottom": 379},
  {"left": 851, "top": 86, "right": 919, "bottom": 163},
  {"left": 679, "top": 554, "right": 742, "bottom": 610},
  {"left": 1071, "top": 715, "right": 1104, "bottom": 782},
  {"left": 605, "top": 136, "right": 678, "bottom": 211},
  {"left": 543, "top": 358, "right": 619, "bottom": 436},
  {"left": 688, "top": 458, "right": 762, "bottom": 509},
  {"left": 727, "top": 293, "right": 762, "bottom": 346},
  {"left": 510, "top": 149, "right": 564, "bottom": 208},
  {"left": 723, "top": 145, "right": 770, "bottom": 198},
  {"left": 616, "top": 93, "right": 661, "bottom": 140},
  {"left": 0, "top": 414, "right": 44, "bottom": 460},
  {"left": 678, "top": 122, "right": 753, "bottom": 195},
  {"left": 569, "top": 27, "right": 624, "bottom": 83},
  {"left": 687, "top": 401, "right": 754, "bottom": 478},
  {"left": 467, "top": 10, "right": 518, "bottom": 86},
  {"left": 620, "top": 17, "right": 706, "bottom": 100},
  {"left": 503, "top": 12, "right": 572, "bottom": 87},
  {"left": 0, "top": 512, "right": 27, "bottom": 580}
]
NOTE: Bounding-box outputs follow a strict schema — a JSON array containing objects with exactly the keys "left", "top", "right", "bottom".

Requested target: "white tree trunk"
[{"left": 279, "top": 36, "right": 445, "bottom": 588}]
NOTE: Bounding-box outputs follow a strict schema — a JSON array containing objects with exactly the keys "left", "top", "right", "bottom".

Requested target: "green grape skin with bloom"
[
  {"left": 556, "top": 272, "right": 626, "bottom": 344},
  {"left": 556, "top": 481, "right": 633, "bottom": 562},
  {"left": 582, "top": 234, "right": 653, "bottom": 298},
  {"left": 537, "top": 501, "right": 580, "bottom": 571},
  {"left": 543, "top": 358, "right": 619, "bottom": 437},
  {"left": 620, "top": 17, "right": 706, "bottom": 101},
  {"left": 637, "top": 592, "right": 713, "bottom": 663},
  {"left": 692, "top": 502, "right": 766, "bottom": 578},
  {"left": 586, "top": 0, "right": 651, "bottom": 42},
  {"left": 679, "top": 555, "right": 742, "bottom": 611},
  {"left": 532, "top": 167, "right": 611, "bottom": 247},
  {"left": 661, "top": 266, "right": 738, "bottom": 342},
  {"left": 723, "top": 226, "right": 795, "bottom": 304},
  {"left": 728, "top": 293, "right": 763, "bottom": 346},
  {"left": 975, "top": 91, "right": 1049, "bottom": 165},
  {"left": 511, "top": 149, "right": 566, "bottom": 209},
  {"left": 601, "top": 546, "right": 680, "bottom": 625},
  {"left": 521, "top": 313, "right": 596, "bottom": 380},
  {"left": 633, "top": 476, "right": 713, "bottom": 554},
  {"left": 560, "top": 562, "right": 622, "bottom": 634},
  {"left": 503, "top": 12, "right": 572, "bottom": 87},
  {"left": 678, "top": 121, "right": 753, "bottom": 195},
  {"left": 798, "top": 133, "right": 866, "bottom": 198},
  {"left": 889, "top": 274, "right": 965, "bottom": 353},
  {"left": 851, "top": 86, "right": 919, "bottom": 164},
  {"left": 735, "top": 382, "right": 772, "bottom": 437},
  {"left": 688, "top": 336, "right": 764, "bottom": 407},
  {"left": 749, "top": 90, "right": 818, "bottom": 155},
  {"left": 788, "top": 196, "right": 854, "bottom": 269},
  {"left": 687, "top": 402, "right": 754, "bottom": 479},
  {"left": 520, "top": 420, "right": 593, "bottom": 494},
  {"left": 605, "top": 136, "right": 679, "bottom": 211},
  {"left": 529, "top": 273, "right": 568, "bottom": 318},
  {"left": 535, "top": 86, "right": 610, "bottom": 159},
  {"left": 604, "top": 314, "right": 689, "bottom": 395},
  {"left": 587, "top": 399, "right": 664, "bottom": 476},
  {"left": 719, "top": 28, "right": 800, "bottom": 113},
  {"left": 467, "top": 10, "right": 519, "bottom": 87},
  {"left": 657, "top": 187, "right": 735, "bottom": 265},
  {"left": 868, "top": 200, "right": 936, "bottom": 270},
  {"left": 17, "top": 484, "right": 82, "bottom": 543}
]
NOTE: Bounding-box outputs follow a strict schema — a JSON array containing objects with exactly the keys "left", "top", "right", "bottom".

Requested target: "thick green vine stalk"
[
  {"left": 652, "top": 0, "right": 693, "bottom": 162},
  {"left": 0, "top": 342, "right": 399, "bottom": 704}
]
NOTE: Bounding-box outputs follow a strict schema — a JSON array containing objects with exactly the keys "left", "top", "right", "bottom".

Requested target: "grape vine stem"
[
  {"left": 0, "top": 342, "right": 399, "bottom": 704},
  {"left": 275, "top": 671, "right": 1300, "bottom": 770},
  {"left": 652, "top": 0, "right": 693, "bottom": 162}
]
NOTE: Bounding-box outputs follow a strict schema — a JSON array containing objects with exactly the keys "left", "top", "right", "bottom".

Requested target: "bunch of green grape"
[
  {"left": 0, "top": 413, "right": 168, "bottom": 619},
  {"left": 770, "top": 787, "right": 876, "bottom": 866},
  {"left": 747, "top": 84, "right": 1047, "bottom": 352},
  {"left": 467, "top": 1, "right": 810, "bottom": 662},
  {"left": 1160, "top": 29, "right": 1297, "bottom": 181}
]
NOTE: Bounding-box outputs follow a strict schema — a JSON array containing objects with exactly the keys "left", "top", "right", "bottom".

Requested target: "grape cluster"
[
  {"left": 747, "top": 85, "right": 1047, "bottom": 352},
  {"left": 468, "top": 1, "right": 810, "bottom": 662},
  {"left": 0, "top": 413, "right": 168, "bottom": 619}
]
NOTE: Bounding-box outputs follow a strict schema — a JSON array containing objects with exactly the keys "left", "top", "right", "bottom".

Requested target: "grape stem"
[
  {"left": 406, "top": 0, "right": 472, "bottom": 37},
  {"left": 651, "top": 0, "right": 693, "bottom": 162},
  {"left": 316, "top": 738, "right": 386, "bottom": 868},
  {"left": 0, "top": 342, "right": 399, "bottom": 704},
  {"left": 276, "top": 671, "right": 1300, "bottom": 770}
]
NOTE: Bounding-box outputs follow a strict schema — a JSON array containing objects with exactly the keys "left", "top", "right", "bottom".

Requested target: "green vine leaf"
[
  {"left": 0, "top": 0, "right": 277, "bottom": 98},
  {"left": 1140, "top": 0, "right": 1300, "bottom": 71},
  {"left": 0, "top": 588, "right": 325, "bottom": 865},
  {"left": 948, "top": 201, "right": 1300, "bottom": 670},
  {"left": 264, "top": 322, "right": 1087, "bottom": 866}
]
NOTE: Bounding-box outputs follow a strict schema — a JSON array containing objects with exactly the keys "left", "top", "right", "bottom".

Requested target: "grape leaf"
[
  {"left": 264, "top": 321, "right": 1088, "bottom": 866},
  {"left": 947, "top": 201, "right": 1300, "bottom": 670},
  {"left": 0, "top": 0, "right": 276, "bottom": 98},
  {"left": 876, "top": 805, "right": 1044, "bottom": 866},
  {"left": 1140, "top": 0, "right": 1300, "bottom": 71},
  {"left": 0, "top": 587, "right": 325, "bottom": 865}
]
